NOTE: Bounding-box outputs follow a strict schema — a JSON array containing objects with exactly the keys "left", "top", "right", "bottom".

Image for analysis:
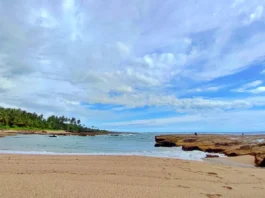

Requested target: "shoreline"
[
  {"left": 0, "top": 152, "right": 257, "bottom": 168},
  {"left": 0, "top": 129, "right": 123, "bottom": 138},
  {"left": 0, "top": 154, "right": 264, "bottom": 198},
  {"left": 1, "top": 132, "right": 262, "bottom": 167}
]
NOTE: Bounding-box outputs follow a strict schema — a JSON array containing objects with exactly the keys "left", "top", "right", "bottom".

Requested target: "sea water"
[{"left": 0, "top": 132, "right": 240, "bottom": 161}]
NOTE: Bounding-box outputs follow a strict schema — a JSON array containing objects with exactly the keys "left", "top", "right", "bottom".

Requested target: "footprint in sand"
[
  {"left": 253, "top": 187, "right": 264, "bottom": 190},
  {"left": 177, "top": 185, "right": 190, "bottom": 189},
  {"left": 205, "top": 194, "right": 222, "bottom": 198},
  {"left": 222, "top": 186, "right": 232, "bottom": 190},
  {"left": 207, "top": 172, "right": 218, "bottom": 176},
  {"left": 207, "top": 172, "right": 223, "bottom": 179}
]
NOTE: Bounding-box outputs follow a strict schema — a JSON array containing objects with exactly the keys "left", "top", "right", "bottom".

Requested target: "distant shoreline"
[{"left": 0, "top": 129, "right": 122, "bottom": 138}]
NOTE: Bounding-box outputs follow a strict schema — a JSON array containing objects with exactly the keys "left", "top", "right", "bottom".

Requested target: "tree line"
[{"left": 0, "top": 107, "right": 97, "bottom": 132}]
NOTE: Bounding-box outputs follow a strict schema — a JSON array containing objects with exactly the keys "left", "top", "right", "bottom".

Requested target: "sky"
[{"left": 1, "top": 0, "right": 265, "bottom": 132}]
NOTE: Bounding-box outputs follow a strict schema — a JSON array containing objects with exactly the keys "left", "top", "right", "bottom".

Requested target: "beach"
[{"left": 0, "top": 155, "right": 264, "bottom": 198}]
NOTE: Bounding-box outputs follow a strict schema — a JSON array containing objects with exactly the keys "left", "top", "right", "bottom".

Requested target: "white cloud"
[
  {"left": 248, "top": 6, "right": 263, "bottom": 24},
  {"left": 63, "top": 0, "right": 75, "bottom": 11},
  {"left": 232, "top": 80, "right": 263, "bottom": 93},
  {"left": 190, "top": 86, "right": 222, "bottom": 93},
  {"left": 103, "top": 109, "right": 265, "bottom": 132},
  {"left": 244, "top": 80, "right": 263, "bottom": 88},
  {"left": 1, "top": 0, "right": 265, "bottom": 130},
  {"left": 249, "top": 86, "right": 265, "bottom": 94},
  {"left": 0, "top": 77, "right": 14, "bottom": 90},
  {"left": 116, "top": 42, "right": 130, "bottom": 56},
  {"left": 105, "top": 114, "right": 202, "bottom": 127}
]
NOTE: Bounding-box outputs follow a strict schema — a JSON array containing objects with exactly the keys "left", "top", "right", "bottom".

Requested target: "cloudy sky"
[{"left": 1, "top": 0, "right": 265, "bottom": 132}]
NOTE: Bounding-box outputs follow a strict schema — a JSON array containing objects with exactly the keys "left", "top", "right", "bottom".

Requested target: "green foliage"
[{"left": 0, "top": 107, "right": 94, "bottom": 132}]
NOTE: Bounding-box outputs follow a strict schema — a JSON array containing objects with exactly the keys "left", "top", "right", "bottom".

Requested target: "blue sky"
[{"left": 1, "top": 0, "right": 265, "bottom": 132}]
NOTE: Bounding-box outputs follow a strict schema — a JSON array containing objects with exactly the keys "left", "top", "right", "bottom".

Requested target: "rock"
[
  {"left": 182, "top": 145, "right": 202, "bottom": 151},
  {"left": 78, "top": 133, "right": 87, "bottom": 136},
  {"left": 254, "top": 153, "right": 265, "bottom": 167},
  {"left": 183, "top": 138, "right": 197, "bottom": 143},
  {"left": 223, "top": 151, "right": 239, "bottom": 157},
  {"left": 214, "top": 141, "right": 241, "bottom": 147},
  {"left": 206, "top": 154, "right": 219, "bottom": 158},
  {"left": 205, "top": 148, "right": 225, "bottom": 153},
  {"left": 239, "top": 145, "right": 253, "bottom": 150},
  {"left": 155, "top": 135, "right": 178, "bottom": 147},
  {"left": 154, "top": 142, "right": 176, "bottom": 147}
]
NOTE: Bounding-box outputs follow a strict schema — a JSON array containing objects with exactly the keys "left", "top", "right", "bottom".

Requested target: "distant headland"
[{"left": 0, "top": 106, "right": 116, "bottom": 137}]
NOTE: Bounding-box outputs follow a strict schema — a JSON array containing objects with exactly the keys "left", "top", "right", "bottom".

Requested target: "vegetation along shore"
[{"left": 0, "top": 107, "right": 115, "bottom": 137}]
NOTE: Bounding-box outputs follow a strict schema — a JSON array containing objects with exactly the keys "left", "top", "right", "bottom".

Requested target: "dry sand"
[{"left": 0, "top": 155, "right": 264, "bottom": 198}]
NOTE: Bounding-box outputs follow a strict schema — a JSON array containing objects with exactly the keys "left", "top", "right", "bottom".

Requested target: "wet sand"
[
  {"left": 0, "top": 155, "right": 264, "bottom": 198},
  {"left": 223, "top": 155, "right": 256, "bottom": 166},
  {"left": 205, "top": 155, "right": 256, "bottom": 168}
]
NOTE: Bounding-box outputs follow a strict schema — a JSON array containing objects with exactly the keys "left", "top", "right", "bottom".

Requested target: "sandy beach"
[{"left": 0, "top": 155, "right": 264, "bottom": 198}]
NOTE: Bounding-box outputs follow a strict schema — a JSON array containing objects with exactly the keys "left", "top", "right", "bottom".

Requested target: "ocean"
[{"left": 0, "top": 132, "right": 260, "bottom": 161}]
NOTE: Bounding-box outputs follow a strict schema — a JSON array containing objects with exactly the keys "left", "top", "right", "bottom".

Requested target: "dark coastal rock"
[
  {"left": 78, "top": 133, "right": 88, "bottom": 136},
  {"left": 182, "top": 145, "right": 202, "bottom": 151},
  {"left": 205, "top": 148, "right": 225, "bottom": 153},
  {"left": 155, "top": 136, "right": 178, "bottom": 147},
  {"left": 206, "top": 154, "right": 219, "bottom": 158},
  {"left": 254, "top": 153, "right": 265, "bottom": 167},
  {"left": 239, "top": 145, "right": 253, "bottom": 150},
  {"left": 154, "top": 134, "right": 265, "bottom": 167},
  {"left": 154, "top": 142, "right": 176, "bottom": 147},
  {"left": 214, "top": 141, "right": 241, "bottom": 147},
  {"left": 223, "top": 151, "right": 239, "bottom": 157}
]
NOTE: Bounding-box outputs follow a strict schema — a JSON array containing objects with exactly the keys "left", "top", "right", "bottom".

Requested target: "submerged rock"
[{"left": 206, "top": 154, "right": 219, "bottom": 158}]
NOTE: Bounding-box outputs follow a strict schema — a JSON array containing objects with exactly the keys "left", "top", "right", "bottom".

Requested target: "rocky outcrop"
[
  {"left": 155, "top": 134, "right": 265, "bottom": 167},
  {"left": 254, "top": 153, "right": 265, "bottom": 167},
  {"left": 155, "top": 136, "right": 180, "bottom": 147}
]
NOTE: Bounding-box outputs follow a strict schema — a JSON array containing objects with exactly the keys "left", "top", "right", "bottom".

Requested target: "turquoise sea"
[{"left": 0, "top": 132, "right": 262, "bottom": 160}]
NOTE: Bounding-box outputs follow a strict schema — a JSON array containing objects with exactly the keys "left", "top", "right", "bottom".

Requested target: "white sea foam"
[
  {"left": 0, "top": 148, "right": 225, "bottom": 161},
  {"left": 257, "top": 139, "right": 264, "bottom": 143},
  {"left": 108, "top": 133, "right": 135, "bottom": 137}
]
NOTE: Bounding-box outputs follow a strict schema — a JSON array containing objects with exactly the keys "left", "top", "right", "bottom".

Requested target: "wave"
[
  {"left": 0, "top": 149, "right": 225, "bottom": 161},
  {"left": 108, "top": 133, "right": 135, "bottom": 137}
]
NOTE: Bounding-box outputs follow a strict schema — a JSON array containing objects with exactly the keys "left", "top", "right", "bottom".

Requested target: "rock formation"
[{"left": 155, "top": 134, "right": 265, "bottom": 167}]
